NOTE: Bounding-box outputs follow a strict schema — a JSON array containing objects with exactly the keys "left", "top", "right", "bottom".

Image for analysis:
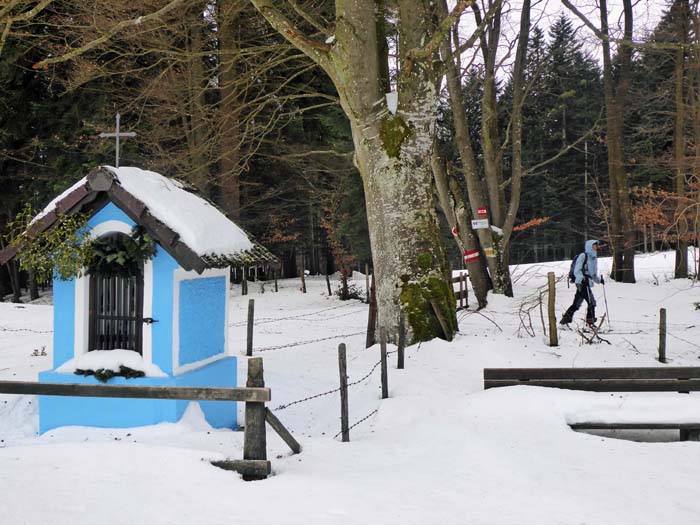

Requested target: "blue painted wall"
[
  {"left": 39, "top": 357, "right": 237, "bottom": 432},
  {"left": 178, "top": 276, "right": 226, "bottom": 367},
  {"left": 89, "top": 203, "right": 135, "bottom": 228},
  {"left": 52, "top": 277, "right": 75, "bottom": 369}
]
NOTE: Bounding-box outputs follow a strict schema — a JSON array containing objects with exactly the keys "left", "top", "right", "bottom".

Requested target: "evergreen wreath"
[
  {"left": 75, "top": 365, "right": 146, "bottom": 383},
  {"left": 87, "top": 225, "right": 156, "bottom": 276}
]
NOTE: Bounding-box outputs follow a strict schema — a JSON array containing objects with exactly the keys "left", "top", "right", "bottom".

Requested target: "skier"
[{"left": 560, "top": 240, "right": 605, "bottom": 328}]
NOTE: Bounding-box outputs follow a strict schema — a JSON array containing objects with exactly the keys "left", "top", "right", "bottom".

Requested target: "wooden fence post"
[
  {"left": 338, "top": 343, "right": 350, "bottom": 442},
  {"left": 429, "top": 299, "right": 453, "bottom": 342},
  {"left": 659, "top": 308, "right": 667, "bottom": 363},
  {"left": 242, "top": 266, "right": 248, "bottom": 295},
  {"left": 397, "top": 312, "right": 405, "bottom": 370},
  {"left": 265, "top": 408, "right": 302, "bottom": 454},
  {"left": 246, "top": 299, "right": 255, "bottom": 357},
  {"left": 366, "top": 274, "right": 377, "bottom": 348},
  {"left": 273, "top": 268, "right": 278, "bottom": 292},
  {"left": 326, "top": 273, "right": 332, "bottom": 296},
  {"left": 547, "top": 272, "right": 558, "bottom": 347},
  {"left": 243, "top": 357, "right": 268, "bottom": 480},
  {"left": 300, "top": 255, "right": 307, "bottom": 293},
  {"left": 380, "top": 327, "right": 388, "bottom": 399},
  {"left": 365, "top": 264, "right": 370, "bottom": 304},
  {"left": 462, "top": 273, "right": 468, "bottom": 308}
]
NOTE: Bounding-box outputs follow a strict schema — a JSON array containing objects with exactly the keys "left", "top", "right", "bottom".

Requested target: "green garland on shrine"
[
  {"left": 86, "top": 225, "right": 156, "bottom": 277},
  {"left": 75, "top": 365, "right": 146, "bottom": 383}
]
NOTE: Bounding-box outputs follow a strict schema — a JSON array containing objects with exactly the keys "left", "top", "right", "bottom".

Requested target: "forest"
[{"left": 1, "top": 0, "right": 699, "bottom": 342}]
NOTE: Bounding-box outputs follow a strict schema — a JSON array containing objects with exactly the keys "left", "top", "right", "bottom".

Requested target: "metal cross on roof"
[{"left": 98, "top": 112, "right": 136, "bottom": 168}]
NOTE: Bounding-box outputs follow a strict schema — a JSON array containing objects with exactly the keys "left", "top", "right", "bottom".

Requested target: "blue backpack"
[{"left": 568, "top": 253, "right": 588, "bottom": 285}]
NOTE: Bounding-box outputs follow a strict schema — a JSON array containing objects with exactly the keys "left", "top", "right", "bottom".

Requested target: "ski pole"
[{"left": 601, "top": 278, "right": 611, "bottom": 330}]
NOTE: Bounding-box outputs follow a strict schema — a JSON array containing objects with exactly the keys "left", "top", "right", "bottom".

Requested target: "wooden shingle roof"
[{"left": 0, "top": 167, "right": 278, "bottom": 273}]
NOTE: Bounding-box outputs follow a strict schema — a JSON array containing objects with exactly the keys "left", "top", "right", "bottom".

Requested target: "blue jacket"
[{"left": 573, "top": 240, "right": 601, "bottom": 287}]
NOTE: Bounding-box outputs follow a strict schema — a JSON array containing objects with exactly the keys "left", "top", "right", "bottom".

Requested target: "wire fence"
[
  {"left": 0, "top": 326, "right": 53, "bottom": 334},
  {"left": 334, "top": 409, "right": 378, "bottom": 439},
  {"left": 256, "top": 331, "right": 366, "bottom": 353},
  {"left": 228, "top": 301, "right": 363, "bottom": 328},
  {"left": 4, "top": 293, "right": 699, "bottom": 440},
  {"left": 274, "top": 348, "right": 398, "bottom": 411}
]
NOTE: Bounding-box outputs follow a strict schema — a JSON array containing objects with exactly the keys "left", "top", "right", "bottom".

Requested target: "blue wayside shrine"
[{"left": 1, "top": 166, "right": 276, "bottom": 432}]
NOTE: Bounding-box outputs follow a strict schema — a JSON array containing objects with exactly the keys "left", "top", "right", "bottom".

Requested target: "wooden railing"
[{"left": 0, "top": 357, "right": 298, "bottom": 481}]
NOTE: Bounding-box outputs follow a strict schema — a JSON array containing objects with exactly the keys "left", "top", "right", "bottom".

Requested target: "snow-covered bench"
[{"left": 483, "top": 367, "right": 700, "bottom": 441}]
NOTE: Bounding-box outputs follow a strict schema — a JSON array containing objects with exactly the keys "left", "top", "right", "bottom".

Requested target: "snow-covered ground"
[{"left": 1, "top": 251, "right": 699, "bottom": 524}]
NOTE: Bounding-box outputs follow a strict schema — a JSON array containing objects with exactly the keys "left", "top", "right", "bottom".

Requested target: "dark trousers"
[{"left": 562, "top": 280, "right": 596, "bottom": 323}]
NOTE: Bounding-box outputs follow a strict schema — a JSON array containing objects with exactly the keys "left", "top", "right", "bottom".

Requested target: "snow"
[
  {"left": 1, "top": 250, "right": 700, "bottom": 524},
  {"left": 56, "top": 349, "right": 167, "bottom": 377},
  {"left": 32, "top": 177, "right": 88, "bottom": 224},
  {"left": 35, "top": 166, "right": 254, "bottom": 259},
  {"left": 386, "top": 92, "right": 398, "bottom": 114}
]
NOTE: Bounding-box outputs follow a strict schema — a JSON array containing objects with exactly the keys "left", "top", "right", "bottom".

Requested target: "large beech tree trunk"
[{"left": 250, "top": 0, "right": 467, "bottom": 343}]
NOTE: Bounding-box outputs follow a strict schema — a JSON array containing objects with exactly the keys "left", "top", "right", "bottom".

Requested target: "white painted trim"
[
  {"left": 72, "top": 219, "right": 154, "bottom": 364},
  {"left": 88, "top": 220, "right": 132, "bottom": 239},
  {"left": 141, "top": 259, "right": 154, "bottom": 365},
  {"left": 172, "top": 267, "right": 230, "bottom": 376},
  {"left": 73, "top": 273, "right": 90, "bottom": 355}
]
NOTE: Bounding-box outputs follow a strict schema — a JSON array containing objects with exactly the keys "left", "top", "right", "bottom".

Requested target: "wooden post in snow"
[
  {"left": 300, "top": 254, "right": 307, "bottom": 293},
  {"left": 338, "top": 343, "right": 350, "bottom": 442},
  {"left": 658, "top": 308, "right": 667, "bottom": 363},
  {"left": 547, "top": 272, "right": 558, "bottom": 347},
  {"left": 366, "top": 274, "right": 377, "bottom": 348},
  {"left": 380, "top": 327, "right": 388, "bottom": 399},
  {"left": 462, "top": 273, "right": 468, "bottom": 308},
  {"left": 365, "top": 263, "right": 370, "bottom": 304},
  {"left": 397, "top": 312, "right": 405, "bottom": 370},
  {"left": 246, "top": 299, "right": 255, "bottom": 357},
  {"left": 326, "top": 273, "right": 332, "bottom": 296},
  {"left": 243, "top": 357, "right": 267, "bottom": 480}
]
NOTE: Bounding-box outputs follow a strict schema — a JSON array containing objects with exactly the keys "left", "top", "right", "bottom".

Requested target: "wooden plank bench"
[{"left": 483, "top": 367, "right": 700, "bottom": 441}]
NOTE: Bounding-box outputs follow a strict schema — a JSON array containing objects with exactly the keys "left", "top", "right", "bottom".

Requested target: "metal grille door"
[{"left": 89, "top": 273, "right": 143, "bottom": 353}]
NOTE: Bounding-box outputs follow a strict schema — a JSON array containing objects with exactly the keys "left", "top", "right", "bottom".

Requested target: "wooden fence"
[
  {"left": 452, "top": 273, "right": 468, "bottom": 308},
  {"left": 0, "top": 357, "right": 298, "bottom": 481}
]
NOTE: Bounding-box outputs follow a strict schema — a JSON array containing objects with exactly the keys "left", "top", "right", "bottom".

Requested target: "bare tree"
[
  {"left": 0, "top": 0, "right": 54, "bottom": 56},
  {"left": 673, "top": 0, "right": 690, "bottom": 277},
  {"left": 563, "top": 0, "right": 636, "bottom": 283},
  {"left": 435, "top": 0, "right": 532, "bottom": 297}
]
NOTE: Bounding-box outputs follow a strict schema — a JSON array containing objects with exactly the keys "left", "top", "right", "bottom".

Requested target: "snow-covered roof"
[
  {"left": 112, "top": 166, "right": 254, "bottom": 257},
  {"left": 2, "top": 166, "right": 277, "bottom": 272}
]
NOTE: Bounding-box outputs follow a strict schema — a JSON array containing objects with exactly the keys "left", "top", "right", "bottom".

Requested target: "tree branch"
[
  {"left": 0, "top": 0, "right": 54, "bottom": 56},
  {"left": 286, "top": 0, "right": 327, "bottom": 35},
  {"left": 561, "top": 0, "right": 604, "bottom": 40},
  {"left": 249, "top": 0, "right": 331, "bottom": 70},
  {"left": 409, "top": 0, "right": 473, "bottom": 61},
  {"left": 32, "top": 0, "right": 186, "bottom": 69},
  {"left": 458, "top": 0, "right": 503, "bottom": 55}
]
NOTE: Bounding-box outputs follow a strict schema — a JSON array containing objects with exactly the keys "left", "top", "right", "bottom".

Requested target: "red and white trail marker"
[
  {"left": 463, "top": 250, "right": 479, "bottom": 263},
  {"left": 477, "top": 207, "right": 488, "bottom": 218}
]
